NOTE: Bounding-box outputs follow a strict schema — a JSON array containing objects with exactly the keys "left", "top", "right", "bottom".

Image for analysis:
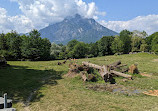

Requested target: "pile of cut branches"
[{"left": 67, "top": 60, "right": 139, "bottom": 84}]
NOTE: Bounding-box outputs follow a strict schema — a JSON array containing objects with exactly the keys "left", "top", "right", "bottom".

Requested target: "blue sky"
[
  {"left": 0, "top": 0, "right": 21, "bottom": 16},
  {"left": 84, "top": 0, "right": 158, "bottom": 21},
  {"left": 0, "top": 0, "right": 158, "bottom": 34}
]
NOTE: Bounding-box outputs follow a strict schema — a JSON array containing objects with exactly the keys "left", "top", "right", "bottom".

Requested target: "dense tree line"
[
  {"left": 0, "top": 30, "right": 51, "bottom": 60},
  {"left": 0, "top": 29, "right": 158, "bottom": 61},
  {"left": 51, "top": 30, "right": 158, "bottom": 59}
]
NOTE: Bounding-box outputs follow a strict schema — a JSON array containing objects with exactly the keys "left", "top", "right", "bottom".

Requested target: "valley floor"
[{"left": 1, "top": 53, "right": 158, "bottom": 111}]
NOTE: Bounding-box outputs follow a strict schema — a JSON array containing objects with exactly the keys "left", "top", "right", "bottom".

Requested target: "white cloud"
[
  {"left": 99, "top": 15, "right": 158, "bottom": 35},
  {"left": 1, "top": 0, "right": 158, "bottom": 35},
  {"left": 0, "top": 7, "right": 34, "bottom": 33},
  {"left": 4, "top": 0, "right": 105, "bottom": 33},
  {"left": 0, "top": 8, "right": 13, "bottom": 33},
  {"left": 9, "top": 15, "right": 34, "bottom": 33}
]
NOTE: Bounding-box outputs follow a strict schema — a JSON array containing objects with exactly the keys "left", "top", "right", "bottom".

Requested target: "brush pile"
[{"left": 67, "top": 60, "right": 139, "bottom": 83}]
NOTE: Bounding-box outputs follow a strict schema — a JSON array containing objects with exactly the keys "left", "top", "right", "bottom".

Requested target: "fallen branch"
[{"left": 110, "top": 70, "right": 132, "bottom": 79}]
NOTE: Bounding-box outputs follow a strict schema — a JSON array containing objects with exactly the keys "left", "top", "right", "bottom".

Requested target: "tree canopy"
[{"left": 0, "top": 29, "right": 157, "bottom": 60}]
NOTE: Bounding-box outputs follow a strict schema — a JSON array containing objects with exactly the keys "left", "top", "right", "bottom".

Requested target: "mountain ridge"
[{"left": 39, "top": 14, "right": 119, "bottom": 44}]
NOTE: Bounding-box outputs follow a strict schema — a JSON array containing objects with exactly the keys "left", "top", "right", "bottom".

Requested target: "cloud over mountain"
[
  {"left": 0, "top": 0, "right": 158, "bottom": 34},
  {"left": 0, "top": 0, "right": 105, "bottom": 33}
]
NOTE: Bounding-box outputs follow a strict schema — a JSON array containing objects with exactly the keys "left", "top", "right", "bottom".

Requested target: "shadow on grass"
[{"left": 0, "top": 65, "right": 63, "bottom": 104}]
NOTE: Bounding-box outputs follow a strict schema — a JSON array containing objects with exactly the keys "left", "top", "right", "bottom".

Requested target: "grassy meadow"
[{"left": 0, "top": 53, "right": 158, "bottom": 111}]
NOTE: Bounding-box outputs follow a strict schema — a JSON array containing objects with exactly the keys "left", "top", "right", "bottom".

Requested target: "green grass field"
[{"left": 1, "top": 53, "right": 158, "bottom": 111}]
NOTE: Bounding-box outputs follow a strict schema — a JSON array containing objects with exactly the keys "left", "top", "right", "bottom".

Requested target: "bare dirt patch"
[
  {"left": 86, "top": 84, "right": 143, "bottom": 95},
  {"left": 153, "top": 59, "right": 158, "bottom": 62}
]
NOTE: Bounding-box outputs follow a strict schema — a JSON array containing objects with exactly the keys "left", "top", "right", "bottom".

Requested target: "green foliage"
[
  {"left": 111, "top": 36, "right": 124, "bottom": 53},
  {"left": 0, "top": 30, "right": 51, "bottom": 61},
  {"left": 71, "top": 42, "right": 89, "bottom": 58},
  {"left": 146, "top": 32, "right": 158, "bottom": 51},
  {"left": 88, "top": 43, "right": 98, "bottom": 57},
  {"left": 131, "top": 36, "right": 142, "bottom": 52},
  {"left": 0, "top": 50, "right": 14, "bottom": 59},
  {"left": 0, "top": 31, "right": 22, "bottom": 60},
  {"left": 98, "top": 36, "right": 114, "bottom": 56},
  {"left": 0, "top": 33, "right": 7, "bottom": 50},
  {"left": 130, "top": 30, "right": 149, "bottom": 52},
  {"left": 119, "top": 30, "right": 132, "bottom": 53},
  {"left": 151, "top": 34, "right": 158, "bottom": 54},
  {"left": 39, "top": 38, "right": 51, "bottom": 60},
  {"left": 67, "top": 40, "right": 79, "bottom": 51},
  {"left": 50, "top": 43, "right": 62, "bottom": 59},
  {"left": 21, "top": 29, "right": 51, "bottom": 60},
  {"left": 140, "top": 40, "right": 148, "bottom": 52},
  {"left": 1, "top": 29, "right": 158, "bottom": 60}
]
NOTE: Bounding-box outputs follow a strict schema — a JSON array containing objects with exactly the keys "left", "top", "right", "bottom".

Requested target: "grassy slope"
[{"left": 1, "top": 53, "right": 158, "bottom": 111}]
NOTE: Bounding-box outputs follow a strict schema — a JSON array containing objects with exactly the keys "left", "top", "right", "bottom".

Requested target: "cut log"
[
  {"left": 121, "top": 67, "right": 129, "bottom": 73},
  {"left": 82, "top": 61, "right": 102, "bottom": 70},
  {"left": 110, "top": 70, "right": 132, "bottom": 79},
  {"left": 115, "top": 64, "right": 127, "bottom": 68},
  {"left": 82, "top": 62, "right": 110, "bottom": 82},
  {"left": 128, "top": 64, "right": 139, "bottom": 74},
  {"left": 100, "top": 65, "right": 110, "bottom": 78},
  {"left": 109, "top": 60, "right": 121, "bottom": 68}
]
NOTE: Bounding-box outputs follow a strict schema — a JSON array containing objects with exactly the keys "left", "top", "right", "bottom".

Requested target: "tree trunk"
[
  {"left": 110, "top": 70, "right": 132, "bottom": 79},
  {"left": 109, "top": 60, "right": 121, "bottom": 68},
  {"left": 82, "top": 61, "right": 102, "bottom": 70}
]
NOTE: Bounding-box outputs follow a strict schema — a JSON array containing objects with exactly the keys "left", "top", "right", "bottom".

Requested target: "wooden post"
[{"left": 4, "top": 93, "right": 7, "bottom": 108}]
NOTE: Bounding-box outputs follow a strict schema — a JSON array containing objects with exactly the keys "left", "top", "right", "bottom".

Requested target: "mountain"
[{"left": 39, "top": 14, "right": 119, "bottom": 44}]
